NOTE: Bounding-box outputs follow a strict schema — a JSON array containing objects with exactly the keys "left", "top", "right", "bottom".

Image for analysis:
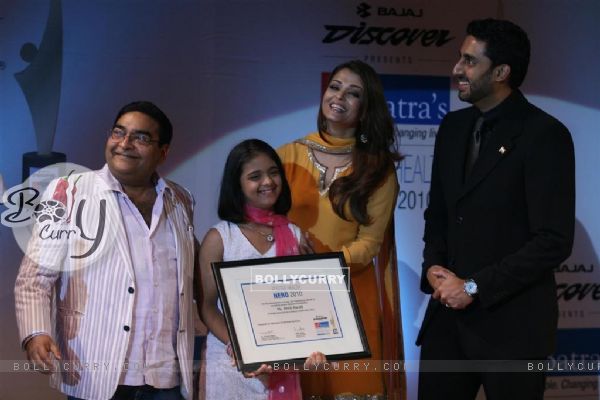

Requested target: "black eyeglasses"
[{"left": 108, "top": 127, "right": 161, "bottom": 146}]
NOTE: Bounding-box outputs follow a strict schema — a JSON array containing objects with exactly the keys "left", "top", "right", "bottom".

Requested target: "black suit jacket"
[{"left": 417, "top": 90, "right": 575, "bottom": 358}]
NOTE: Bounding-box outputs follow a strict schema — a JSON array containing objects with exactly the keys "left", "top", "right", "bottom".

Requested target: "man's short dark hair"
[
  {"left": 113, "top": 101, "right": 173, "bottom": 145},
  {"left": 467, "top": 18, "right": 530, "bottom": 88},
  {"left": 218, "top": 139, "right": 292, "bottom": 223}
]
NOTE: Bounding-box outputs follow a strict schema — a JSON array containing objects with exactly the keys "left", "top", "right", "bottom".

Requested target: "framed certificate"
[{"left": 211, "top": 252, "right": 371, "bottom": 371}]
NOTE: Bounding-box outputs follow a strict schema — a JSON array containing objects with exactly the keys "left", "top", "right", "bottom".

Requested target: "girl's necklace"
[{"left": 241, "top": 223, "right": 274, "bottom": 242}]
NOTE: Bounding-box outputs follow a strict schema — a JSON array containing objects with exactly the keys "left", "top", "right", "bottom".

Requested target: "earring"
[{"left": 360, "top": 133, "right": 368, "bottom": 143}]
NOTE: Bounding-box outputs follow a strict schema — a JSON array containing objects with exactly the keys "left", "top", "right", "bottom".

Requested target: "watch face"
[{"left": 465, "top": 280, "right": 477, "bottom": 295}]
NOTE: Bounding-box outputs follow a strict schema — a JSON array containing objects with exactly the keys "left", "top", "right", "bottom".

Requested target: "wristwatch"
[{"left": 463, "top": 279, "right": 478, "bottom": 297}]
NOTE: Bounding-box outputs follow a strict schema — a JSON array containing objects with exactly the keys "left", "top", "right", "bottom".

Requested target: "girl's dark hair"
[
  {"left": 317, "top": 60, "right": 401, "bottom": 225},
  {"left": 218, "top": 139, "right": 292, "bottom": 223}
]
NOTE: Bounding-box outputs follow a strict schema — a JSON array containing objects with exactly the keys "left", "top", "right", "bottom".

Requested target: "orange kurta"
[{"left": 278, "top": 132, "right": 405, "bottom": 399}]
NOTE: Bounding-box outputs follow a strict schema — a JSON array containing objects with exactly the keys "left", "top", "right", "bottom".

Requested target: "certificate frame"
[{"left": 211, "top": 252, "right": 371, "bottom": 372}]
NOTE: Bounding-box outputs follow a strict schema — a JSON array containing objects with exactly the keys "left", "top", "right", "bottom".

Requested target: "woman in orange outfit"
[{"left": 278, "top": 60, "right": 405, "bottom": 400}]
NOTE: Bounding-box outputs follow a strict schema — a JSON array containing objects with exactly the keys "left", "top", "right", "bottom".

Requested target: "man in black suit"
[{"left": 417, "top": 18, "right": 575, "bottom": 400}]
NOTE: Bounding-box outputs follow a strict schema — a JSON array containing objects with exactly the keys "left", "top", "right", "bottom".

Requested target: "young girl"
[{"left": 199, "top": 139, "right": 323, "bottom": 400}]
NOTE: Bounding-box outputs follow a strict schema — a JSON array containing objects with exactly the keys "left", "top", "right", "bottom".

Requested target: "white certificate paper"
[
  {"left": 212, "top": 253, "right": 370, "bottom": 371},
  {"left": 241, "top": 280, "right": 343, "bottom": 346}
]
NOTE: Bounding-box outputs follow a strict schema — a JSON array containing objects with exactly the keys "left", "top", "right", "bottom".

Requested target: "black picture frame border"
[{"left": 211, "top": 251, "right": 371, "bottom": 372}]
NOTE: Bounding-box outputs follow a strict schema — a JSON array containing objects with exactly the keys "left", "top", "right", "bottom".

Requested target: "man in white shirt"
[{"left": 15, "top": 101, "right": 198, "bottom": 400}]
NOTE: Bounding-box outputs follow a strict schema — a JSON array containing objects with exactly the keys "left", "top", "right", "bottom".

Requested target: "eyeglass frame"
[{"left": 107, "top": 126, "right": 163, "bottom": 146}]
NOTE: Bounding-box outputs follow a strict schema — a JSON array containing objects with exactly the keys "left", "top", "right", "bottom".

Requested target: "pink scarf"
[
  {"left": 243, "top": 205, "right": 299, "bottom": 257},
  {"left": 243, "top": 204, "right": 301, "bottom": 400}
]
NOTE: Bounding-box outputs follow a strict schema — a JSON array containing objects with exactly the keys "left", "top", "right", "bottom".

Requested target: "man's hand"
[
  {"left": 25, "top": 334, "right": 61, "bottom": 374},
  {"left": 426, "top": 265, "right": 454, "bottom": 291},
  {"left": 432, "top": 272, "right": 474, "bottom": 310}
]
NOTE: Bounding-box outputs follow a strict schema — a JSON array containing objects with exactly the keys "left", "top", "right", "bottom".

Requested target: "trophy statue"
[{"left": 15, "top": 0, "right": 65, "bottom": 181}]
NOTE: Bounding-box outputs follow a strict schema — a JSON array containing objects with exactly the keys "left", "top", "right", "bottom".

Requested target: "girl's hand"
[
  {"left": 226, "top": 341, "right": 234, "bottom": 363},
  {"left": 304, "top": 351, "right": 327, "bottom": 370},
  {"left": 226, "top": 341, "right": 273, "bottom": 386},
  {"left": 244, "top": 363, "right": 272, "bottom": 388},
  {"left": 243, "top": 363, "right": 273, "bottom": 378}
]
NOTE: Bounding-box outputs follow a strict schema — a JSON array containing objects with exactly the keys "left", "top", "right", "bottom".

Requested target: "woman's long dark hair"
[{"left": 317, "top": 60, "right": 401, "bottom": 225}]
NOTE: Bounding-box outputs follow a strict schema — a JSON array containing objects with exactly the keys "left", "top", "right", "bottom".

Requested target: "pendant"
[{"left": 266, "top": 234, "right": 274, "bottom": 242}]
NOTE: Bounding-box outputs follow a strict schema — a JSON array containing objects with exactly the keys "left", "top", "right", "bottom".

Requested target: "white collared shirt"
[{"left": 102, "top": 166, "right": 180, "bottom": 388}]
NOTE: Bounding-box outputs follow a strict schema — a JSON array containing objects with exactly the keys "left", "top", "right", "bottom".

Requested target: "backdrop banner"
[{"left": 1, "top": 1, "right": 598, "bottom": 399}]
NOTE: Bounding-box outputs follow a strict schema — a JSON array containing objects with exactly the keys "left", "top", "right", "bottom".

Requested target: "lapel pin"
[{"left": 499, "top": 146, "right": 506, "bottom": 154}]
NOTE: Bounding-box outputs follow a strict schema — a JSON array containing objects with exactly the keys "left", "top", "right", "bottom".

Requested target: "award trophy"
[{"left": 15, "top": 0, "right": 65, "bottom": 181}]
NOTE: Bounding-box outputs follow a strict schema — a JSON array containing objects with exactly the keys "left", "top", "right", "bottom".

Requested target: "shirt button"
[
  {"left": 123, "top": 325, "right": 130, "bottom": 332},
  {"left": 128, "top": 287, "right": 135, "bottom": 294},
  {"left": 456, "top": 216, "right": 464, "bottom": 224},
  {"left": 154, "top": 282, "right": 159, "bottom": 287},
  {"left": 153, "top": 308, "right": 158, "bottom": 314}
]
